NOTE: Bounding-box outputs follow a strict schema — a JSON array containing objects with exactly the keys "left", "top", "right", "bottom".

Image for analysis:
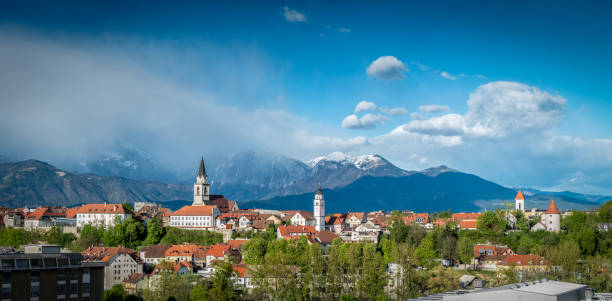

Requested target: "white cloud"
[
  {"left": 410, "top": 112, "right": 426, "bottom": 120},
  {"left": 355, "top": 101, "right": 377, "bottom": 113},
  {"left": 338, "top": 28, "right": 352, "bottom": 33},
  {"left": 283, "top": 6, "right": 307, "bottom": 23},
  {"left": 366, "top": 56, "right": 407, "bottom": 80},
  {"left": 382, "top": 107, "right": 407, "bottom": 116},
  {"left": 440, "top": 71, "right": 455, "bottom": 80},
  {"left": 404, "top": 82, "right": 567, "bottom": 141},
  {"left": 341, "top": 113, "right": 386, "bottom": 129},
  {"left": 418, "top": 105, "right": 450, "bottom": 113}
]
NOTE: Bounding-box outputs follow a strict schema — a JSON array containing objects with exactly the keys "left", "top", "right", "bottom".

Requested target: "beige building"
[{"left": 81, "top": 247, "right": 143, "bottom": 290}]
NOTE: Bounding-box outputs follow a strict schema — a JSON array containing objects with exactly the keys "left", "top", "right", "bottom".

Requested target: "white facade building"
[
  {"left": 515, "top": 190, "right": 525, "bottom": 213},
  {"left": 193, "top": 156, "right": 210, "bottom": 206},
  {"left": 313, "top": 185, "right": 325, "bottom": 232},
  {"left": 75, "top": 203, "right": 131, "bottom": 229}
]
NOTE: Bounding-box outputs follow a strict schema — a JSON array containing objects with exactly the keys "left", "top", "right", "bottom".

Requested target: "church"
[
  {"left": 515, "top": 190, "right": 561, "bottom": 232},
  {"left": 168, "top": 156, "right": 238, "bottom": 229}
]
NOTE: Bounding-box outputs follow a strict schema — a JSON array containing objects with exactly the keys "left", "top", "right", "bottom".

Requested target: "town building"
[
  {"left": 346, "top": 212, "right": 366, "bottom": 227},
  {"left": 325, "top": 213, "right": 347, "bottom": 233},
  {"left": 0, "top": 244, "right": 105, "bottom": 301},
  {"left": 193, "top": 156, "right": 211, "bottom": 206},
  {"left": 81, "top": 247, "right": 143, "bottom": 290},
  {"left": 277, "top": 225, "right": 318, "bottom": 239},
  {"left": 283, "top": 211, "right": 315, "bottom": 226},
  {"left": 139, "top": 245, "right": 172, "bottom": 265},
  {"left": 515, "top": 190, "right": 525, "bottom": 213},
  {"left": 351, "top": 222, "right": 381, "bottom": 243},
  {"left": 75, "top": 203, "right": 131, "bottom": 229},
  {"left": 473, "top": 244, "right": 515, "bottom": 270},
  {"left": 313, "top": 185, "right": 325, "bottom": 232},
  {"left": 122, "top": 273, "right": 148, "bottom": 296},
  {"left": 497, "top": 254, "right": 548, "bottom": 273},
  {"left": 168, "top": 205, "right": 220, "bottom": 229},
  {"left": 403, "top": 213, "right": 429, "bottom": 225},
  {"left": 531, "top": 200, "right": 561, "bottom": 232}
]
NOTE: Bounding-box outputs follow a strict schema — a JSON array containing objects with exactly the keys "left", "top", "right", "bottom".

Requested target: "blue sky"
[{"left": 1, "top": 1, "right": 611, "bottom": 194}]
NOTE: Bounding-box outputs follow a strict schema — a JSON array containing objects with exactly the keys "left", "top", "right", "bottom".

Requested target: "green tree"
[
  {"left": 427, "top": 266, "right": 460, "bottom": 294},
  {"left": 122, "top": 202, "right": 134, "bottom": 213},
  {"left": 189, "top": 285, "right": 208, "bottom": 301},
  {"left": 0, "top": 227, "right": 34, "bottom": 247},
  {"left": 72, "top": 224, "right": 104, "bottom": 251},
  {"left": 416, "top": 233, "right": 437, "bottom": 269},
  {"left": 477, "top": 210, "right": 507, "bottom": 235},
  {"left": 242, "top": 236, "right": 267, "bottom": 264},
  {"left": 208, "top": 258, "right": 235, "bottom": 301},
  {"left": 357, "top": 243, "right": 388, "bottom": 299},
  {"left": 104, "top": 284, "right": 127, "bottom": 301},
  {"left": 144, "top": 217, "right": 164, "bottom": 245},
  {"left": 457, "top": 235, "right": 475, "bottom": 264},
  {"left": 45, "top": 225, "right": 76, "bottom": 247},
  {"left": 599, "top": 200, "right": 612, "bottom": 222},
  {"left": 545, "top": 240, "right": 581, "bottom": 274}
]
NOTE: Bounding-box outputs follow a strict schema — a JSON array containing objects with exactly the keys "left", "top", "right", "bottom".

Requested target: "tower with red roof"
[{"left": 515, "top": 190, "right": 525, "bottom": 213}]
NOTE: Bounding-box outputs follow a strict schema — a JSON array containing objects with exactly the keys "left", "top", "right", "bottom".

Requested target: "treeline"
[{"left": 0, "top": 217, "right": 223, "bottom": 252}]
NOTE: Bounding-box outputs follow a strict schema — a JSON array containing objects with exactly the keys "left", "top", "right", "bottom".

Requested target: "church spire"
[{"left": 198, "top": 155, "right": 207, "bottom": 178}]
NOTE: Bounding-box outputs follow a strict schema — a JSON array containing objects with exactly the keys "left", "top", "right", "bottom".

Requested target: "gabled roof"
[
  {"left": 515, "top": 190, "right": 525, "bottom": 200},
  {"left": 123, "top": 273, "right": 145, "bottom": 284},
  {"left": 76, "top": 203, "right": 128, "bottom": 215},
  {"left": 325, "top": 213, "right": 347, "bottom": 225},
  {"left": 316, "top": 230, "right": 339, "bottom": 244},
  {"left": 284, "top": 210, "right": 314, "bottom": 221},
  {"left": 499, "top": 254, "right": 546, "bottom": 266},
  {"left": 545, "top": 200, "right": 560, "bottom": 214},
  {"left": 348, "top": 212, "right": 365, "bottom": 220},
  {"left": 452, "top": 213, "right": 482, "bottom": 223},
  {"left": 226, "top": 239, "right": 248, "bottom": 250},
  {"left": 140, "top": 245, "right": 172, "bottom": 258},
  {"left": 459, "top": 220, "right": 478, "bottom": 229},
  {"left": 278, "top": 225, "right": 317, "bottom": 237},
  {"left": 206, "top": 244, "right": 231, "bottom": 258},
  {"left": 170, "top": 205, "right": 217, "bottom": 216},
  {"left": 233, "top": 264, "right": 248, "bottom": 277},
  {"left": 403, "top": 213, "right": 429, "bottom": 224},
  {"left": 82, "top": 247, "right": 140, "bottom": 263},
  {"left": 164, "top": 245, "right": 201, "bottom": 257}
]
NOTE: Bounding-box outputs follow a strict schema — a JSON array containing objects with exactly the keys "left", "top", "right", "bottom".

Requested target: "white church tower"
[
  {"left": 314, "top": 184, "right": 325, "bottom": 232},
  {"left": 515, "top": 190, "right": 525, "bottom": 213},
  {"left": 193, "top": 156, "right": 210, "bottom": 206}
]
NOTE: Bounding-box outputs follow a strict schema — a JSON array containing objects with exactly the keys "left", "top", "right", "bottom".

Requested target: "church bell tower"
[
  {"left": 193, "top": 156, "right": 210, "bottom": 206},
  {"left": 314, "top": 184, "right": 325, "bottom": 232}
]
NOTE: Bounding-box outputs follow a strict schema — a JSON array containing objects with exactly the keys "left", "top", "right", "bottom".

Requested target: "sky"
[{"left": 1, "top": 1, "right": 611, "bottom": 194}]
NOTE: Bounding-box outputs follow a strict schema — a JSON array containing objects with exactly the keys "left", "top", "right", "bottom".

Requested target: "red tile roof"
[
  {"left": 403, "top": 213, "right": 429, "bottom": 224},
  {"left": 515, "top": 190, "right": 525, "bottom": 200},
  {"left": 499, "top": 254, "right": 546, "bottom": 266},
  {"left": 170, "top": 205, "right": 217, "bottom": 216},
  {"left": 66, "top": 207, "right": 78, "bottom": 218},
  {"left": 545, "top": 200, "right": 560, "bottom": 214},
  {"left": 82, "top": 247, "right": 140, "bottom": 263},
  {"left": 76, "top": 204, "right": 128, "bottom": 214},
  {"left": 278, "top": 225, "right": 317, "bottom": 237},
  {"left": 164, "top": 245, "right": 202, "bottom": 257},
  {"left": 473, "top": 244, "right": 514, "bottom": 258},
  {"left": 140, "top": 245, "right": 172, "bottom": 259},
  {"left": 283, "top": 210, "right": 314, "bottom": 220},
  {"left": 452, "top": 213, "right": 482, "bottom": 223},
  {"left": 123, "top": 273, "right": 145, "bottom": 284},
  {"left": 325, "top": 213, "right": 346, "bottom": 225},
  {"left": 460, "top": 220, "right": 478, "bottom": 229},
  {"left": 206, "top": 244, "right": 231, "bottom": 258},
  {"left": 316, "top": 230, "right": 339, "bottom": 244},
  {"left": 232, "top": 264, "right": 247, "bottom": 277},
  {"left": 227, "top": 240, "right": 248, "bottom": 250},
  {"left": 348, "top": 212, "right": 365, "bottom": 219}
]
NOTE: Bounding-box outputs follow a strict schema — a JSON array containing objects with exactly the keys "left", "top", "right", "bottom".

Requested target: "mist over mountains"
[{"left": 0, "top": 149, "right": 607, "bottom": 212}]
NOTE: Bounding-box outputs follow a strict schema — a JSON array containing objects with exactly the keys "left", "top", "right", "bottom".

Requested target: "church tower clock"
[{"left": 314, "top": 184, "right": 325, "bottom": 232}]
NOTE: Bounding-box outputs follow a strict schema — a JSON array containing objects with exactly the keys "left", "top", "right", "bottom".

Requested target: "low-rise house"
[
  {"left": 403, "top": 213, "right": 429, "bottom": 225},
  {"left": 81, "top": 246, "right": 143, "bottom": 290},
  {"left": 210, "top": 195, "right": 239, "bottom": 213},
  {"left": 277, "top": 225, "right": 318, "bottom": 239},
  {"left": 164, "top": 245, "right": 203, "bottom": 263},
  {"left": 283, "top": 211, "right": 315, "bottom": 226},
  {"left": 123, "top": 273, "right": 148, "bottom": 295},
  {"left": 232, "top": 264, "right": 253, "bottom": 290},
  {"left": 315, "top": 230, "right": 339, "bottom": 247},
  {"left": 459, "top": 220, "right": 478, "bottom": 230},
  {"left": 1, "top": 211, "right": 23, "bottom": 227},
  {"left": 452, "top": 213, "right": 482, "bottom": 224},
  {"left": 346, "top": 212, "right": 366, "bottom": 228},
  {"left": 76, "top": 203, "right": 131, "bottom": 229},
  {"left": 351, "top": 222, "right": 381, "bottom": 243},
  {"left": 497, "top": 254, "right": 548, "bottom": 273},
  {"left": 206, "top": 244, "right": 232, "bottom": 266},
  {"left": 325, "top": 213, "right": 347, "bottom": 233},
  {"left": 139, "top": 244, "right": 173, "bottom": 265},
  {"left": 473, "top": 244, "right": 515, "bottom": 270}
]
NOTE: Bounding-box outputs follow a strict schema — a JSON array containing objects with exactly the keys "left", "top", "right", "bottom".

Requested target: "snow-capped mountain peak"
[{"left": 306, "top": 152, "right": 386, "bottom": 170}]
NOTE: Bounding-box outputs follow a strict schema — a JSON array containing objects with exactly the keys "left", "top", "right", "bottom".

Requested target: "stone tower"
[
  {"left": 515, "top": 190, "right": 525, "bottom": 213},
  {"left": 543, "top": 199, "right": 561, "bottom": 231},
  {"left": 193, "top": 156, "right": 210, "bottom": 206},
  {"left": 314, "top": 184, "right": 325, "bottom": 232}
]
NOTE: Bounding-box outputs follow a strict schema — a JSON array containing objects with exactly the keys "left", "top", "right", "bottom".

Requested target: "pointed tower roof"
[
  {"left": 515, "top": 190, "right": 525, "bottom": 200},
  {"left": 198, "top": 156, "right": 206, "bottom": 178},
  {"left": 545, "top": 200, "right": 560, "bottom": 214},
  {"left": 315, "top": 183, "right": 323, "bottom": 195}
]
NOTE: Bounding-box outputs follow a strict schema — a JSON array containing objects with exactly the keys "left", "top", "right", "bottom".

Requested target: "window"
[
  {"left": 70, "top": 270, "right": 78, "bottom": 281},
  {"left": 31, "top": 271, "right": 40, "bottom": 282},
  {"left": 70, "top": 283, "right": 78, "bottom": 294},
  {"left": 1, "top": 260, "right": 14, "bottom": 269},
  {"left": 2, "top": 287, "right": 10, "bottom": 300},
  {"left": 1, "top": 272, "right": 11, "bottom": 285},
  {"left": 16, "top": 259, "right": 28, "bottom": 268},
  {"left": 82, "top": 283, "right": 89, "bottom": 294},
  {"left": 57, "top": 284, "right": 66, "bottom": 295},
  {"left": 30, "top": 285, "right": 40, "bottom": 297}
]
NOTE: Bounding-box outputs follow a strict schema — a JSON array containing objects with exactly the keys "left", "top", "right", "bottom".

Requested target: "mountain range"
[{"left": 0, "top": 150, "right": 608, "bottom": 212}]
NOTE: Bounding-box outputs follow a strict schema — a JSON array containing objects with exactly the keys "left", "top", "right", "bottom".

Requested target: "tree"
[
  {"left": 545, "top": 240, "right": 581, "bottom": 274},
  {"left": 242, "top": 236, "right": 267, "bottom": 264},
  {"left": 122, "top": 202, "right": 134, "bottom": 213},
  {"left": 104, "top": 284, "right": 127, "bottom": 301},
  {"left": 357, "top": 244, "right": 388, "bottom": 299},
  {"left": 416, "top": 233, "right": 437, "bottom": 269},
  {"left": 189, "top": 285, "right": 208, "bottom": 301},
  {"left": 208, "top": 258, "right": 235, "bottom": 301},
  {"left": 144, "top": 218, "right": 164, "bottom": 245},
  {"left": 477, "top": 211, "right": 507, "bottom": 235},
  {"left": 599, "top": 200, "right": 612, "bottom": 222},
  {"left": 45, "top": 225, "right": 76, "bottom": 247},
  {"left": 72, "top": 224, "right": 103, "bottom": 251},
  {"left": 0, "top": 227, "right": 34, "bottom": 247},
  {"left": 457, "top": 235, "right": 474, "bottom": 265}
]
